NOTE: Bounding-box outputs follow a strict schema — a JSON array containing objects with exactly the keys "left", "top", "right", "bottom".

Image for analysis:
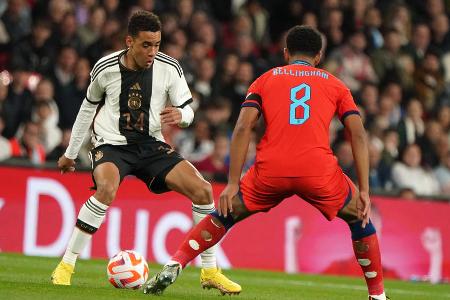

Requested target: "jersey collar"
[{"left": 291, "top": 60, "right": 312, "bottom": 67}]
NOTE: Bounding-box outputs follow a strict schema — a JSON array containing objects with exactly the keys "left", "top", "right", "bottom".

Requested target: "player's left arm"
[
  {"left": 163, "top": 63, "right": 194, "bottom": 127},
  {"left": 343, "top": 114, "right": 370, "bottom": 227},
  {"left": 338, "top": 85, "right": 370, "bottom": 227}
]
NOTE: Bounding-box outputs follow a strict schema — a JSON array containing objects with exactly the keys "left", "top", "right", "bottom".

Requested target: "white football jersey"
[{"left": 86, "top": 50, "right": 192, "bottom": 146}]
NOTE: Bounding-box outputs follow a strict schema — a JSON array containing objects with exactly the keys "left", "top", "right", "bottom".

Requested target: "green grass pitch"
[{"left": 0, "top": 253, "right": 449, "bottom": 300}]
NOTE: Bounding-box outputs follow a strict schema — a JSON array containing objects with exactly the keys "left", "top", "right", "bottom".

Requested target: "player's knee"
[
  {"left": 94, "top": 182, "right": 118, "bottom": 205},
  {"left": 190, "top": 180, "right": 213, "bottom": 205}
]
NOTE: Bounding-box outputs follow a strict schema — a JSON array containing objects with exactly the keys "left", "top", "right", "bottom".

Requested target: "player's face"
[{"left": 127, "top": 31, "right": 161, "bottom": 69}]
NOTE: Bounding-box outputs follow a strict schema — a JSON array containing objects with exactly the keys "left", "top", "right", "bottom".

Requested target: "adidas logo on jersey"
[{"left": 131, "top": 83, "right": 141, "bottom": 90}]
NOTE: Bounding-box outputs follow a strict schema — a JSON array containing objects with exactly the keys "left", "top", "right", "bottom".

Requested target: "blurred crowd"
[{"left": 0, "top": 0, "right": 449, "bottom": 199}]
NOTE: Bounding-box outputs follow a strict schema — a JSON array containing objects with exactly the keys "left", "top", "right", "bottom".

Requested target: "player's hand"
[
  {"left": 219, "top": 183, "right": 239, "bottom": 217},
  {"left": 58, "top": 155, "right": 76, "bottom": 174},
  {"left": 160, "top": 107, "right": 181, "bottom": 126},
  {"left": 357, "top": 190, "right": 371, "bottom": 228}
]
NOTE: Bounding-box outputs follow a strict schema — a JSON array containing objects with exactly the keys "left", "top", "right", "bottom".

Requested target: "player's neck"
[
  {"left": 289, "top": 56, "right": 315, "bottom": 67},
  {"left": 123, "top": 50, "right": 143, "bottom": 71}
]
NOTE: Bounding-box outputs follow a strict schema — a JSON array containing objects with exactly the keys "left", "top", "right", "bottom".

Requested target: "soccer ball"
[{"left": 107, "top": 250, "right": 149, "bottom": 289}]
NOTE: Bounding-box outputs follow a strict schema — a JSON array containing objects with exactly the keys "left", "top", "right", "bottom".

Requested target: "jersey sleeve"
[
  {"left": 241, "top": 76, "right": 263, "bottom": 113},
  {"left": 86, "top": 68, "right": 105, "bottom": 104},
  {"left": 336, "top": 86, "right": 360, "bottom": 122},
  {"left": 168, "top": 66, "right": 193, "bottom": 108}
]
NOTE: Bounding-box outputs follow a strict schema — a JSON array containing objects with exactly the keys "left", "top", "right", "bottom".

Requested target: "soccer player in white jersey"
[{"left": 51, "top": 10, "right": 241, "bottom": 295}]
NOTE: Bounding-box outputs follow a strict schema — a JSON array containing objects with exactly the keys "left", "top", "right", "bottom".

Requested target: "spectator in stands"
[
  {"left": 47, "top": 0, "right": 72, "bottom": 29},
  {"left": 0, "top": 116, "right": 11, "bottom": 161},
  {"left": 437, "top": 105, "right": 450, "bottom": 132},
  {"left": 224, "top": 61, "right": 254, "bottom": 123},
  {"left": 11, "top": 18, "right": 54, "bottom": 74},
  {"left": 212, "top": 52, "right": 240, "bottom": 96},
  {"left": 57, "top": 58, "right": 90, "bottom": 129},
  {"left": 56, "top": 12, "right": 84, "bottom": 54},
  {"left": 397, "top": 99, "right": 425, "bottom": 152},
  {"left": 174, "top": 117, "right": 214, "bottom": 163},
  {"left": 102, "top": 0, "right": 122, "bottom": 20},
  {"left": 430, "top": 13, "right": 450, "bottom": 52},
  {"left": 1, "top": 0, "right": 31, "bottom": 45},
  {"left": 47, "top": 128, "right": 71, "bottom": 162},
  {"left": 1, "top": 68, "right": 33, "bottom": 139},
  {"left": 414, "top": 49, "right": 445, "bottom": 112},
  {"left": 9, "top": 121, "right": 46, "bottom": 165},
  {"left": 325, "top": 29, "right": 377, "bottom": 93},
  {"left": 402, "top": 23, "right": 431, "bottom": 65},
  {"left": 371, "top": 29, "right": 403, "bottom": 84},
  {"left": 369, "top": 140, "right": 384, "bottom": 190},
  {"left": 242, "top": 0, "right": 270, "bottom": 46},
  {"left": 78, "top": 5, "right": 106, "bottom": 49},
  {"left": 379, "top": 129, "right": 399, "bottom": 177},
  {"left": 193, "top": 57, "right": 215, "bottom": 99},
  {"left": 363, "top": 6, "right": 384, "bottom": 52},
  {"left": 335, "top": 141, "right": 358, "bottom": 183},
  {"left": 85, "top": 17, "right": 121, "bottom": 65},
  {"left": 392, "top": 144, "right": 440, "bottom": 196},
  {"left": 0, "top": 79, "right": 7, "bottom": 126},
  {"left": 385, "top": 3, "right": 411, "bottom": 46},
  {"left": 434, "top": 151, "right": 450, "bottom": 195},
  {"left": 380, "top": 82, "right": 403, "bottom": 126},
  {"left": 417, "top": 120, "right": 444, "bottom": 168},
  {"left": 204, "top": 98, "right": 232, "bottom": 130},
  {"left": 32, "top": 100, "right": 61, "bottom": 154},
  {"left": 194, "top": 134, "right": 229, "bottom": 183},
  {"left": 32, "top": 78, "right": 61, "bottom": 153},
  {"left": 321, "top": 8, "right": 344, "bottom": 54}
]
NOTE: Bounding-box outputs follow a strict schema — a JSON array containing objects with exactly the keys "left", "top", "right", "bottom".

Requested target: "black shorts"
[{"left": 89, "top": 140, "right": 184, "bottom": 194}]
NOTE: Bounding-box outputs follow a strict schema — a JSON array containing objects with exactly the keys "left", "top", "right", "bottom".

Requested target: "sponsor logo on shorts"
[{"left": 95, "top": 150, "right": 104, "bottom": 161}]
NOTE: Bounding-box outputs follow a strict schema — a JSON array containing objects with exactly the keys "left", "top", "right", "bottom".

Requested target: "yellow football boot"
[
  {"left": 51, "top": 261, "right": 74, "bottom": 285},
  {"left": 200, "top": 268, "right": 241, "bottom": 295}
]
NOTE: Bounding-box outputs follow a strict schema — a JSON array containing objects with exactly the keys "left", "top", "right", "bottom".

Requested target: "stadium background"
[{"left": 0, "top": 0, "right": 449, "bottom": 285}]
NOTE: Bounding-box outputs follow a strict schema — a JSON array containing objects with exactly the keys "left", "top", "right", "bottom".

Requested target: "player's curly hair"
[
  {"left": 128, "top": 10, "right": 161, "bottom": 37},
  {"left": 286, "top": 25, "right": 322, "bottom": 57}
]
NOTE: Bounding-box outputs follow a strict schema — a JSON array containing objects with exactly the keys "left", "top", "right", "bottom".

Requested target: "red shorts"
[{"left": 239, "top": 166, "right": 355, "bottom": 221}]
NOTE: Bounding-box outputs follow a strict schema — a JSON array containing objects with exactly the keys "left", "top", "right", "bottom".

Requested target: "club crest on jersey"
[
  {"left": 95, "top": 150, "right": 103, "bottom": 161},
  {"left": 128, "top": 82, "right": 143, "bottom": 110}
]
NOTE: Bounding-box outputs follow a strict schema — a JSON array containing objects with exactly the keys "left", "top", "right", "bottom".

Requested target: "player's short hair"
[
  {"left": 128, "top": 10, "right": 161, "bottom": 37},
  {"left": 286, "top": 25, "right": 322, "bottom": 57}
]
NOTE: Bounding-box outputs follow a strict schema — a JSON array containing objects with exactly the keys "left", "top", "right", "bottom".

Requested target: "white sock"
[
  {"left": 369, "top": 292, "right": 386, "bottom": 300},
  {"left": 192, "top": 203, "right": 217, "bottom": 269},
  {"left": 62, "top": 196, "right": 108, "bottom": 266}
]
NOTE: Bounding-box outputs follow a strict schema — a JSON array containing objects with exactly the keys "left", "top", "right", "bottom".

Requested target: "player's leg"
[
  {"left": 162, "top": 160, "right": 242, "bottom": 294},
  {"left": 337, "top": 179, "right": 387, "bottom": 300},
  {"left": 52, "top": 146, "right": 128, "bottom": 285},
  {"left": 143, "top": 166, "right": 280, "bottom": 296},
  {"left": 143, "top": 193, "right": 253, "bottom": 296}
]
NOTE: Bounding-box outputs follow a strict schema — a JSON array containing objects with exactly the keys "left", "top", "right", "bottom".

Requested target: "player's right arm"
[
  {"left": 59, "top": 62, "right": 105, "bottom": 174},
  {"left": 219, "top": 106, "right": 259, "bottom": 217}
]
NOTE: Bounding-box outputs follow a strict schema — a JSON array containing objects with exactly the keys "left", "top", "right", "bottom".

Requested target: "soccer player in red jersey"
[{"left": 143, "top": 25, "right": 389, "bottom": 300}]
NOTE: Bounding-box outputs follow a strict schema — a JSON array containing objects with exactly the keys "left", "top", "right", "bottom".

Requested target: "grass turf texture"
[{"left": 0, "top": 253, "right": 449, "bottom": 300}]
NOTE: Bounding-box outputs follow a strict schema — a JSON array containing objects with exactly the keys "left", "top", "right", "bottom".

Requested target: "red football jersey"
[{"left": 242, "top": 61, "right": 359, "bottom": 177}]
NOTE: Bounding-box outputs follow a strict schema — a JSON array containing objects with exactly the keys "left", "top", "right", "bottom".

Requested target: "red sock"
[
  {"left": 352, "top": 234, "right": 384, "bottom": 295},
  {"left": 172, "top": 215, "right": 226, "bottom": 268}
]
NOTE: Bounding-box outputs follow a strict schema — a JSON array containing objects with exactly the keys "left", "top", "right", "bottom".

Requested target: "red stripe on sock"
[
  {"left": 172, "top": 215, "right": 226, "bottom": 268},
  {"left": 353, "top": 233, "right": 384, "bottom": 296}
]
